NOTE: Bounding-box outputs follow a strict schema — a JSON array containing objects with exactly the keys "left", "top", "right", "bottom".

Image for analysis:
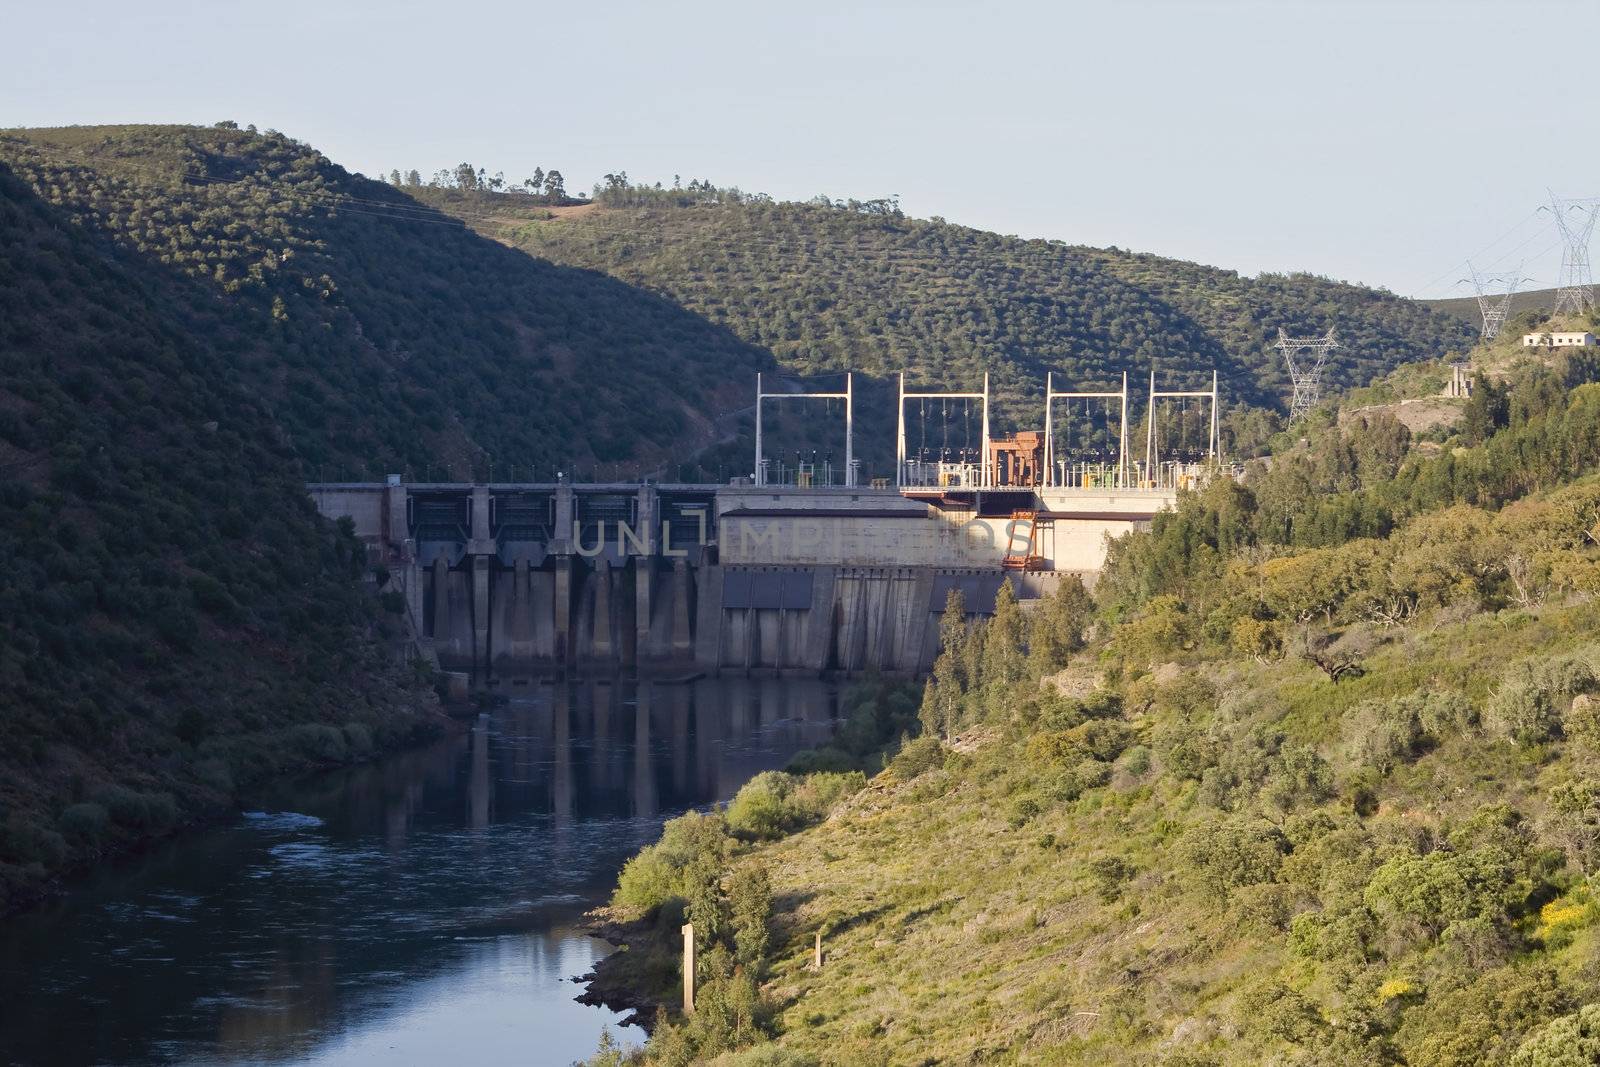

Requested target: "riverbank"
[
  {"left": 577, "top": 907, "right": 673, "bottom": 1032},
  {"left": 0, "top": 682, "right": 453, "bottom": 920}
]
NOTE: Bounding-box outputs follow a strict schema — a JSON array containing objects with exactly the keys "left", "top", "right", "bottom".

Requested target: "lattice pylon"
[
  {"left": 1544, "top": 193, "right": 1598, "bottom": 318},
  {"left": 1459, "top": 262, "right": 1530, "bottom": 342},
  {"left": 1275, "top": 328, "right": 1338, "bottom": 421}
]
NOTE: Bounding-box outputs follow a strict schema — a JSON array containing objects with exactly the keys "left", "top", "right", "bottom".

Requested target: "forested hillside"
[
  {"left": 0, "top": 162, "right": 446, "bottom": 914},
  {"left": 0, "top": 126, "right": 771, "bottom": 478},
  {"left": 586, "top": 347, "right": 1600, "bottom": 1066},
  {"left": 422, "top": 182, "right": 1476, "bottom": 440}
]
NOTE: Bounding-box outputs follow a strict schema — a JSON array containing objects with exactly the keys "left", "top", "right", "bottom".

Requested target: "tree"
[
  {"left": 405, "top": 169, "right": 421, "bottom": 187},
  {"left": 388, "top": 169, "right": 402, "bottom": 185},
  {"left": 544, "top": 169, "right": 566, "bottom": 201},
  {"left": 727, "top": 863, "right": 772, "bottom": 967},
  {"left": 983, "top": 578, "right": 1026, "bottom": 686},
  {"left": 920, "top": 588, "right": 967, "bottom": 739},
  {"left": 1027, "top": 575, "right": 1093, "bottom": 674},
  {"left": 453, "top": 162, "right": 477, "bottom": 190}
]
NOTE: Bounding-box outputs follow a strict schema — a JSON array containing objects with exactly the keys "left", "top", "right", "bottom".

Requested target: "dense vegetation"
[
  {"left": 0, "top": 160, "right": 448, "bottom": 913},
  {"left": 587, "top": 346, "right": 1600, "bottom": 1065},
  {"left": 0, "top": 125, "right": 772, "bottom": 479}
]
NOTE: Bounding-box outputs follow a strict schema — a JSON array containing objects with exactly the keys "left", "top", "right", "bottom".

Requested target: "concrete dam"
[{"left": 309, "top": 479, "right": 1180, "bottom": 681}]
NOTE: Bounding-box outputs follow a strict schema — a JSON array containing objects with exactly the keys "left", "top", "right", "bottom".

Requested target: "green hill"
[
  {"left": 587, "top": 357, "right": 1600, "bottom": 1066},
  {"left": 0, "top": 125, "right": 772, "bottom": 479},
  {"left": 420, "top": 183, "right": 1476, "bottom": 448},
  {"left": 0, "top": 159, "right": 445, "bottom": 913}
]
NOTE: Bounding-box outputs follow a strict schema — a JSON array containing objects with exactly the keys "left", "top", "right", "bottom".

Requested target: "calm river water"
[{"left": 0, "top": 678, "right": 839, "bottom": 1067}]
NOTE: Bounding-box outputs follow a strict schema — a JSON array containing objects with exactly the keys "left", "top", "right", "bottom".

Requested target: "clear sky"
[{"left": 5, "top": 0, "right": 1597, "bottom": 298}]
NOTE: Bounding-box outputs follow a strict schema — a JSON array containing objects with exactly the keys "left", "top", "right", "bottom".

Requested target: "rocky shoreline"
[{"left": 575, "top": 908, "right": 666, "bottom": 1033}]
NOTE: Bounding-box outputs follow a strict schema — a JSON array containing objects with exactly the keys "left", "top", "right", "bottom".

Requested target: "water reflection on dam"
[{"left": 0, "top": 677, "right": 839, "bottom": 1067}]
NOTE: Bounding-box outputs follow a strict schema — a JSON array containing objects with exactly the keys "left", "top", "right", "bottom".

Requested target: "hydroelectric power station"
[{"left": 310, "top": 371, "right": 1228, "bottom": 682}]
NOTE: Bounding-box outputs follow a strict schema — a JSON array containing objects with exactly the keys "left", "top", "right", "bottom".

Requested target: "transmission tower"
[
  {"left": 1276, "top": 328, "right": 1338, "bottom": 421},
  {"left": 1459, "top": 261, "right": 1530, "bottom": 342},
  {"left": 1542, "top": 192, "right": 1598, "bottom": 317}
]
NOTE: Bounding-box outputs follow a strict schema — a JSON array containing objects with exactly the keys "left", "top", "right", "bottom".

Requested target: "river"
[{"left": 0, "top": 677, "right": 839, "bottom": 1067}]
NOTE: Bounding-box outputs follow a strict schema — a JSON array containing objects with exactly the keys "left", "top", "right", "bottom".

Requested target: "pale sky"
[{"left": 5, "top": 0, "right": 1596, "bottom": 297}]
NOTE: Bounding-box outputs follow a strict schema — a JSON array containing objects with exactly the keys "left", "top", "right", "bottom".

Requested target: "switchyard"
[{"left": 311, "top": 370, "right": 1233, "bottom": 682}]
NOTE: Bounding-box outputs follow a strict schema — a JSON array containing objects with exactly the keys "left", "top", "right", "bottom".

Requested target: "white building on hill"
[{"left": 1523, "top": 331, "right": 1598, "bottom": 348}]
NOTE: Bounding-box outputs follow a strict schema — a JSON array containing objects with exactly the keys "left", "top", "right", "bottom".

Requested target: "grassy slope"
[
  {"left": 746, "top": 606, "right": 1597, "bottom": 1064},
  {"left": 0, "top": 151, "right": 450, "bottom": 913}
]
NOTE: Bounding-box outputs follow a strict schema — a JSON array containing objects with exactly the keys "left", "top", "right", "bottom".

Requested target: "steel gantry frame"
[
  {"left": 754, "top": 371, "right": 855, "bottom": 487},
  {"left": 1275, "top": 329, "right": 1338, "bottom": 421},
  {"left": 1144, "top": 368, "right": 1220, "bottom": 471},
  {"left": 1460, "top": 261, "right": 1531, "bottom": 343},
  {"left": 895, "top": 372, "right": 991, "bottom": 488},
  {"left": 1544, "top": 192, "right": 1599, "bottom": 318},
  {"left": 1044, "top": 370, "right": 1129, "bottom": 488}
]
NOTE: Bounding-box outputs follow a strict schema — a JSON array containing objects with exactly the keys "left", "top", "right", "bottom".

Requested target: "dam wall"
[{"left": 307, "top": 480, "right": 1174, "bottom": 683}]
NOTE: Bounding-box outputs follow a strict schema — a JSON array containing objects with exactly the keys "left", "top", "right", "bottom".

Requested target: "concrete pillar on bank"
[
  {"left": 635, "top": 559, "right": 654, "bottom": 660},
  {"left": 472, "top": 556, "right": 491, "bottom": 679},
  {"left": 682, "top": 923, "right": 696, "bottom": 1014},
  {"left": 468, "top": 486, "right": 494, "bottom": 679},
  {"left": 671, "top": 557, "right": 693, "bottom": 656},
  {"left": 554, "top": 484, "right": 575, "bottom": 548},
  {"left": 633, "top": 485, "right": 658, "bottom": 660},
  {"left": 381, "top": 480, "right": 408, "bottom": 564},
  {"left": 693, "top": 564, "right": 723, "bottom": 669},
  {"left": 431, "top": 555, "right": 449, "bottom": 640},
  {"left": 591, "top": 558, "right": 614, "bottom": 658},
  {"left": 513, "top": 558, "right": 533, "bottom": 643},
  {"left": 804, "top": 566, "right": 838, "bottom": 672},
  {"left": 554, "top": 555, "right": 573, "bottom": 663}
]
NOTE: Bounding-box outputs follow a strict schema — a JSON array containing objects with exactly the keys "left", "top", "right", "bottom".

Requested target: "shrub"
[
  {"left": 1174, "top": 819, "right": 1288, "bottom": 901},
  {"left": 1509, "top": 1003, "right": 1600, "bottom": 1067},
  {"left": 92, "top": 785, "right": 178, "bottom": 831},
  {"left": 612, "top": 810, "right": 731, "bottom": 915},
  {"left": 0, "top": 816, "right": 68, "bottom": 867},
  {"left": 341, "top": 722, "right": 374, "bottom": 756},
  {"left": 289, "top": 722, "right": 348, "bottom": 762},
  {"left": 613, "top": 848, "right": 681, "bottom": 914},
  {"left": 1362, "top": 846, "right": 1521, "bottom": 945},
  {"left": 1118, "top": 744, "right": 1152, "bottom": 777},
  {"left": 1153, "top": 719, "right": 1218, "bottom": 781},
  {"left": 1230, "top": 616, "right": 1282, "bottom": 660},
  {"left": 726, "top": 773, "right": 797, "bottom": 840},
  {"left": 1485, "top": 654, "right": 1599, "bottom": 745},
  {"left": 1338, "top": 698, "right": 1424, "bottom": 775},
  {"left": 58, "top": 802, "right": 110, "bottom": 844},
  {"left": 888, "top": 735, "right": 944, "bottom": 781}
]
